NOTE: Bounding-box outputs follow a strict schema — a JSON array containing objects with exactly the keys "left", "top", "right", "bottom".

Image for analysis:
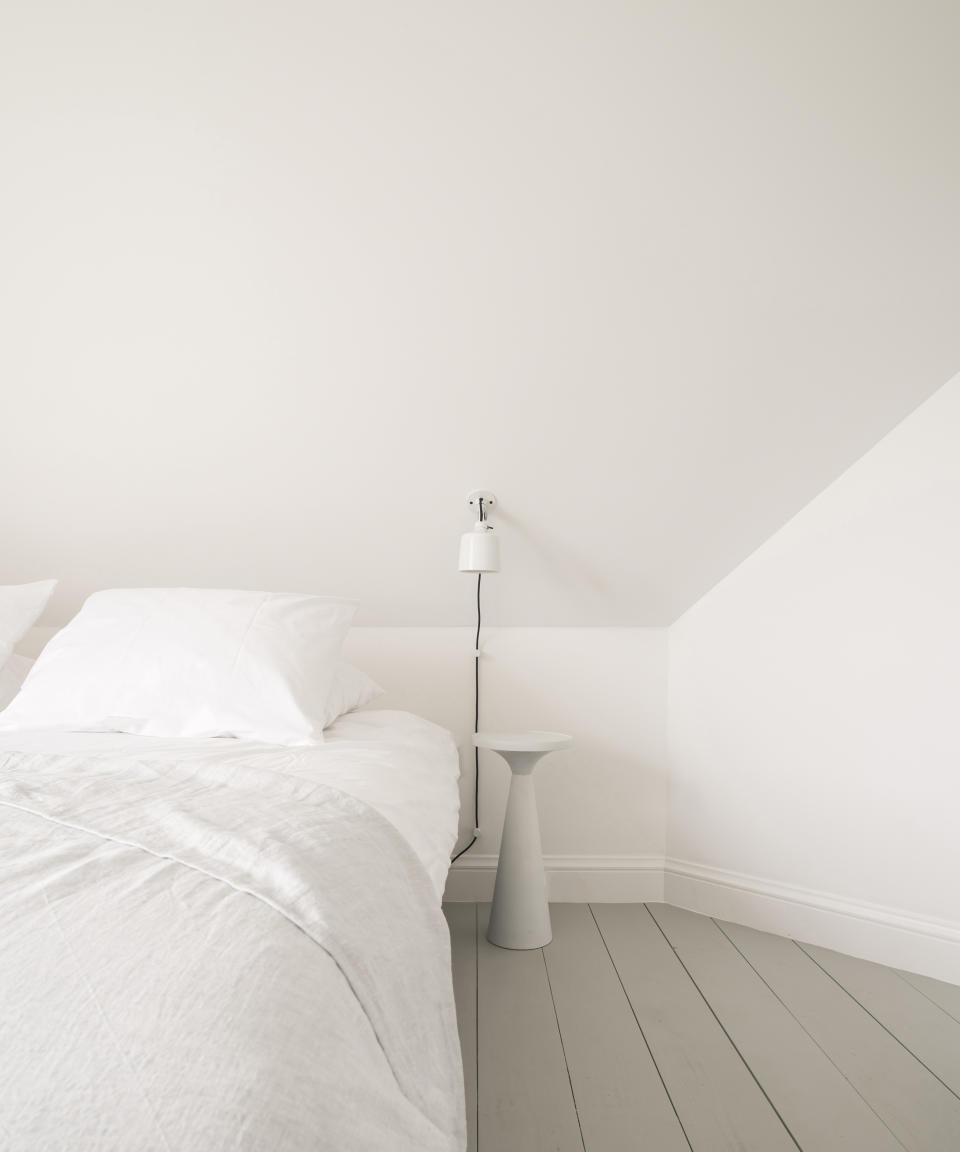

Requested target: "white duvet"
[{"left": 0, "top": 711, "right": 465, "bottom": 1151}]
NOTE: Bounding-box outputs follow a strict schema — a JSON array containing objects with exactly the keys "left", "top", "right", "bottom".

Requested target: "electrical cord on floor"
[{"left": 451, "top": 570, "right": 482, "bottom": 862}]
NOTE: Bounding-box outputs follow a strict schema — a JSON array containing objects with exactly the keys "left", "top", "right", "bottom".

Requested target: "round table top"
[{"left": 473, "top": 730, "right": 573, "bottom": 753}]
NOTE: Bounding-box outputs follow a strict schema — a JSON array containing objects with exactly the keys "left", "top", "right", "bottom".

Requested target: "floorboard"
[
  {"left": 802, "top": 942, "right": 960, "bottom": 1098},
  {"left": 650, "top": 904, "right": 903, "bottom": 1152},
  {"left": 444, "top": 903, "right": 478, "bottom": 1152},
  {"left": 593, "top": 903, "right": 795, "bottom": 1151},
  {"left": 444, "top": 902, "right": 960, "bottom": 1152},
  {"left": 897, "top": 969, "right": 960, "bottom": 1024},
  {"left": 721, "top": 918, "right": 960, "bottom": 1151},
  {"left": 476, "top": 904, "right": 584, "bottom": 1152},
  {"left": 543, "top": 904, "right": 689, "bottom": 1152}
]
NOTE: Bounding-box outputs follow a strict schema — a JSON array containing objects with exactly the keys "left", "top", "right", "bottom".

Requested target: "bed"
[{"left": 0, "top": 709, "right": 466, "bottom": 1151}]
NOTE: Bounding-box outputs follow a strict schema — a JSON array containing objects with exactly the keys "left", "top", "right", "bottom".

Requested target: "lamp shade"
[{"left": 459, "top": 524, "right": 500, "bottom": 572}]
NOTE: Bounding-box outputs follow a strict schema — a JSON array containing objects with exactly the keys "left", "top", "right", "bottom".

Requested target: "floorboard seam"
[
  {"left": 474, "top": 903, "right": 479, "bottom": 1152},
  {"left": 713, "top": 921, "right": 910, "bottom": 1152},
  {"left": 646, "top": 906, "right": 804, "bottom": 1152},
  {"left": 893, "top": 970, "right": 960, "bottom": 1026},
  {"left": 589, "top": 904, "right": 694, "bottom": 1152},
  {"left": 541, "top": 945, "right": 587, "bottom": 1152},
  {"left": 796, "top": 941, "right": 960, "bottom": 1106}
]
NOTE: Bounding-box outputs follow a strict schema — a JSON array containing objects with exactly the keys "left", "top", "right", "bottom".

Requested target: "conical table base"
[{"left": 475, "top": 731, "right": 573, "bottom": 951}]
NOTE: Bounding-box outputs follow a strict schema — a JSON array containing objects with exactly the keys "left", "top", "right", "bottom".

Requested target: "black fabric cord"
[{"left": 451, "top": 569, "right": 482, "bottom": 862}]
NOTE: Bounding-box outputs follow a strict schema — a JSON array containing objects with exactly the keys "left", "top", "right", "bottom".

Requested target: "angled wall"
[{"left": 667, "top": 373, "right": 960, "bottom": 980}]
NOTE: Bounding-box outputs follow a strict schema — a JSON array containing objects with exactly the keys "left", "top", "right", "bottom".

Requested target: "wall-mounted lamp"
[
  {"left": 458, "top": 489, "right": 500, "bottom": 573},
  {"left": 452, "top": 488, "right": 499, "bottom": 864}
]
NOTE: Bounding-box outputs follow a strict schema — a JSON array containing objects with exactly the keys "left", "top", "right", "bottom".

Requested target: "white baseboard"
[
  {"left": 663, "top": 857, "right": 960, "bottom": 984},
  {"left": 446, "top": 853, "right": 960, "bottom": 983},
  {"left": 444, "top": 854, "right": 664, "bottom": 903}
]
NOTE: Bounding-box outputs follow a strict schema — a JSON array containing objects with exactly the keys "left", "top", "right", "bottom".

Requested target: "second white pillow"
[
  {"left": 0, "top": 654, "right": 33, "bottom": 711},
  {"left": 0, "top": 580, "right": 56, "bottom": 668}
]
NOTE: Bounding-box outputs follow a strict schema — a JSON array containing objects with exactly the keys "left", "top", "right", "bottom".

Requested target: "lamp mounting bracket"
[{"left": 466, "top": 489, "right": 497, "bottom": 510}]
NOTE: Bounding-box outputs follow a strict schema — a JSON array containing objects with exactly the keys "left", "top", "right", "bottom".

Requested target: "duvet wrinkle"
[
  {"left": 39, "top": 887, "right": 176, "bottom": 1152},
  {"left": 0, "top": 750, "right": 465, "bottom": 1150}
]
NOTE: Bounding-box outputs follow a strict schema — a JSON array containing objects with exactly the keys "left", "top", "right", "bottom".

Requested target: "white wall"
[
  {"left": 667, "top": 374, "right": 960, "bottom": 981},
  {"left": 2, "top": 1, "right": 958, "bottom": 626},
  {"left": 345, "top": 627, "right": 668, "bottom": 901}
]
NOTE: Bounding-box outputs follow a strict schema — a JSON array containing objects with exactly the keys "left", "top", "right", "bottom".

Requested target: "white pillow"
[
  {"left": 10, "top": 629, "right": 381, "bottom": 730},
  {"left": 0, "top": 580, "right": 56, "bottom": 668},
  {"left": 322, "top": 663, "right": 383, "bottom": 728},
  {"left": 0, "top": 588, "right": 357, "bottom": 744},
  {"left": 0, "top": 654, "right": 33, "bottom": 711}
]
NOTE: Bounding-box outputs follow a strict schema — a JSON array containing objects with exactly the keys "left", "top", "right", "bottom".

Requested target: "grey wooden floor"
[{"left": 443, "top": 903, "right": 960, "bottom": 1152}]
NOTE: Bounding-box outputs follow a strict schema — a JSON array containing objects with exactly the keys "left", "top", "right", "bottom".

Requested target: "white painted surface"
[
  {"left": 444, "top": 855, "right": 665, "bottom": 905},
  {"left": 474, "top": 732, "right": 572, "bottom": 753},
  {"left": 663, "top": 858, "right": 960, "bottom": 985},
  {"left": 446, "top": 854, "right": 960, "bottom": 982},
  {"left": 2, "top": 2, "right": 958, "bottom": 625},
  {"left": 668, "top": 374, "right": 960, "bottom": 980},
  {"left": 346, "top": 627, "right": 669, "bottom": 869}
]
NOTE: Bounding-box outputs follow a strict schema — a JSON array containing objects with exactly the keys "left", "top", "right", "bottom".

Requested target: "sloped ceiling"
[{"left": 1, "top": 2, "right": 958, "bottom": 625}]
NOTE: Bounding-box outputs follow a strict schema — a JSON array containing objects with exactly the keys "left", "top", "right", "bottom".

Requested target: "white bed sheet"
[{"left": 0, "top": 708, "right": 460, "bottom": 899}]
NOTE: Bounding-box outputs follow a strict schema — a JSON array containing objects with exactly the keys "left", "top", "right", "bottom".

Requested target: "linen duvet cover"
[{"left": 0, "top": 717, "right": 466, "bottom": 1151}]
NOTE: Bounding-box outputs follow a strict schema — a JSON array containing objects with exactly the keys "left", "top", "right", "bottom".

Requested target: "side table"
[{"left": 474, "top": 730, "right": 573, "bottom": 949}]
